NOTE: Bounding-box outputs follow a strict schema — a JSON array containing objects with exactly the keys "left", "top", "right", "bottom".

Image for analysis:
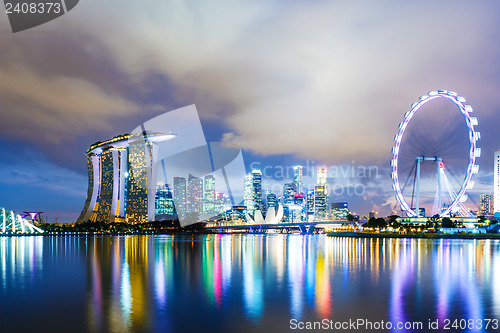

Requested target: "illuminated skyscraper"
[
  {"left": 187, "top": 174, "right": 203, "bottom": 214},
  {"left": 314, "top": 185, "right": 327, "bottom": 220},
  {"left": 331, "top": 202, "right": 349, "bottom": 220},
  {"left": 292, "top": 193, "right": 306, "bottom": 222},
  {"left": 243, "top": 170, "right": 263, "bottom": 213},
  {"left": 317, "top": 167, "right": 328, "bottom": 187},
  {"left": 244, "top": 174, "right": 254, "bottom": 212},
  {"left": 293, "top": 166, "right": 303, "bottom": 194},
  {"left": 155, "top": 184, "right": 175, "bottom": 216},
  {"left": 314, "top": 167, "right": 328, "bottom": 220},
  {"left": 77, "top": 154, "right": 99, "bottom": 223},
  {"left": 94, "top": 149, "right": 115, "bottom": 222},
  {"left": 495, "top": 150, "right": 500, "bottom": 213},
  {"left": 214, "top": 192, "right": 231, "bottom": 214},
  {"left": 203, "top": 175, "right": 216, "bottom": 214},
  {"left": 283, "top": 183, "right": 296, "bottom": 206},
  {"left": 282, "top": 183, "right": 296, "bottom": 222},
  {"left": 480, "top": 194, "right": 493, "bottom": 216},
  {"left": 306, "top": 189, "right": 315, "bottom": 221},
  {"left": 266, "top": 192, "right": 278, "bottom": 210},
  {"left": 125, "top": 140, "right": 152, "bottom": 224},
  {"left": 252, "top": 169, "right": 263, "bottom": 211},
  {"left": 173, "top": 177, "right": 187, "bottom": 218}
]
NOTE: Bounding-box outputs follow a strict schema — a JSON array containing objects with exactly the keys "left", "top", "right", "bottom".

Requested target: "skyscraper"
[
  {"left": 282, "top": 183, "right": 296, "bottom": 222},
  {"left": 306, "top": 189, "right": 315, "bottom": 221},
  {"left": 331, "top": 202, "right": 349, "bottom": 220},
  {"left": 214, "top": 192, "right": 231, "bottom": 215},
  {"left": 244, "top": 170, "right": 263, "bottom": 213},
  {"left": 314, "top": 167, "right": 328, "bottom": 220},
  {"left": 292, "top": 193, "right": 306, "bottom": 222},
  {"left": 282, "top": 183, "right": 296, "bottom": 206},
  {"left": 94, "top": 149, "right": 115, "bottom": 223},
  {"left": 314, "top": 185, "right": 327, "bottom": 220},
  {"left": 244, "top": 174, "right": 254, "bottom": 212},
  {"left": 266, "top": 192, "right": 278, "bottom": 210},
  {"left": 173, "top": 177, "right": 187, "bottom": 218},
  {"left": 78, "top": 132, "right": 175, "bottom": 224},
  {"left": 480, "top": 194, "right": 493, "bottom": 216},
  {"left": 155, "top": 184, "right": 175, "bottom": 216},
  {"left": 187, "top": 174, "right": 203, "bottom": 215},
  {"left": 293, "top": 166, "right": 303, "bottom": 194},
  {"left": 495, "top": 151, "right": 500, "bottom": 213},
  {"left": 252, "top": 169, "right": 263, "bottom": 211},
  {"left": 125, "top": 140, "right": 152, "bottom": 224},
  {"left": 203, "top": 175, "right": 216, "bottom": 215},
  {"left": 317, "top": 167, "right": 328, "bottom": 187}
]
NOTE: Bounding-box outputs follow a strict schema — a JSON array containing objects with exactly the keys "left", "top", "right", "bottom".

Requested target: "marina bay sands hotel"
[{"left": 77, "top": 132, "right": 176, "bottom": 224}]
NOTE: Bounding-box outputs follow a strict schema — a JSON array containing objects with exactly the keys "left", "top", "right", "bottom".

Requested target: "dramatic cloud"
[
  {"left": 0, "top": 65, "right": 142, "bottom": 143},
  {"left": 66, "top": 0, "right": 500, "bottom": 164}
]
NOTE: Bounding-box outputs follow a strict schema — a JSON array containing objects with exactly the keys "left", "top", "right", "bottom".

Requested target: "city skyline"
[
  {"left": 3, "top": 3, "right": 500, "bottom": 333},
  {"left": 1, "top": 1, "right": 500, "bottom": 222}
]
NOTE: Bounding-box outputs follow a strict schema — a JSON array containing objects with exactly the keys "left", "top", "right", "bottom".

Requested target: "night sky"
[{"left": 1, "top": 0, "right": 500, "bottom": 222}]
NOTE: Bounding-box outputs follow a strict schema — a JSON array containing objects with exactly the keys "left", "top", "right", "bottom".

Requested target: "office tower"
[
  {"left": 306, "top": 189, "right": 315, "bottom": 221},
  {"left": 187, "top": 174, "right": 203, "bottom": 214},
  {"left": 293, "top": 166, "right": 303, "bottom": 194},
  {"left": 244, "top": 174, "right": 254, "bottom": 212},
  {"left": 314, "top": 167, "right": 329, "bottom": 220},
  {"left": 480, "top": 194, "right": 493, "bottom": 216},
  {"left": 331, "top": 202, "right": 349, "bottom": 220},
  {"left": 314, "top": 185, "right": 327, "bottom": 220},
  {"left": 173, "top": 177, "right": 187, "bottom": 218},
  {"left": 293, "top": 193, "right": 306, "bottom": 222},
  {"left": 78, "top": 154, "right": 99, "bottom": 223},
  {"left": 282, "top": 183, "right": 296, "bottom": 222},
  {"left": 317, "top": 167, "right": 328, "bottom": 187},
  {"left": 214, "top": 192, "right": 231, "bottom": 215},
  {"left": 203, "top": 175, "right": 216, "bottom": 215},
  {"left": 266, "top": 192, "right": 278, "bottom": 210},
  {"left": 252, "top": 169, "right": 263, "bottom": 211},
  {"left": 283, "top": 183, "right": 296, "bottom": 206},
  {"left": 125, "top": 140, "right": 152, "bottom": 224},
  {"left": 495, "top": 151, "right": 500, "bottom": 213},
  {"left": 244, "top": 170, "right": 263, "bottom": 213},
  {"left": 155, "top": 184, "right": 175, "bottom": 216},
  {"left": 94, "top": 149, "right": 115, "bottom": 223}
]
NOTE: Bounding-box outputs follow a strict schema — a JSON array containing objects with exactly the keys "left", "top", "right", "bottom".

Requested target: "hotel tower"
[{"left": 77, "top": 132, "right": 175, "bottom": 224}]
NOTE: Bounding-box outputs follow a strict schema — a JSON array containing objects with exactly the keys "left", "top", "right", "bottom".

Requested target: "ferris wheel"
[{"left": 391, "top": 90, "right": 480, "bottom": 217}]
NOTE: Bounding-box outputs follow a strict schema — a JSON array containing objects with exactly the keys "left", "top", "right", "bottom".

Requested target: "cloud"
[
  {"left": 2, "top": 0, "right": 499, "bottom": 160},
  {"left": 0, "top": 147, "right": 88, "bottom": 222},
  {"left": 0, "top": 65, "right": 141, "bottom": 143},
  {"left": 61, "top": 0, "right": 500, "bottom": 165},
  {"left": 0, "top": 148, "right": 87, "bottom": 196}
]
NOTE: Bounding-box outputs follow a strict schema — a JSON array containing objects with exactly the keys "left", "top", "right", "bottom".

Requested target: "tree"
[
  {"left": 387, "top": 215, "right": 400, "bottom": 228},
  {"left": 347, "top": 214, "right": 359, "bottom": 222},
  {"left": 364, "top": 217, "right": 387, "bottom": 229},
  {"left": 375, "top": 217, "right": 387, "bottom": 228},
  {"left": 441, "top": 217, "right": 455, "bottom": 228}
]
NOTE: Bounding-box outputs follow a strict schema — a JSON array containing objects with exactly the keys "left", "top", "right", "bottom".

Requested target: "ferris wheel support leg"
[
  {"left": 438, "top": 164, "right": 442, "bottom": 216},
  {"left": 416, "top": 157, "right": 422, "bottom": 217}
]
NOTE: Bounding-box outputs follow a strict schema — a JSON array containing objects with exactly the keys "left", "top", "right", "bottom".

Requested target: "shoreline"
[{"left": 327, "top": 231, "right": 500, "bottom": 240}]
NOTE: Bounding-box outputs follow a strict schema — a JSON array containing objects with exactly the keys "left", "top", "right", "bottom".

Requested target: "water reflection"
[{"left": 1, "top": 235, "right": 500, "bottom": 332}]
